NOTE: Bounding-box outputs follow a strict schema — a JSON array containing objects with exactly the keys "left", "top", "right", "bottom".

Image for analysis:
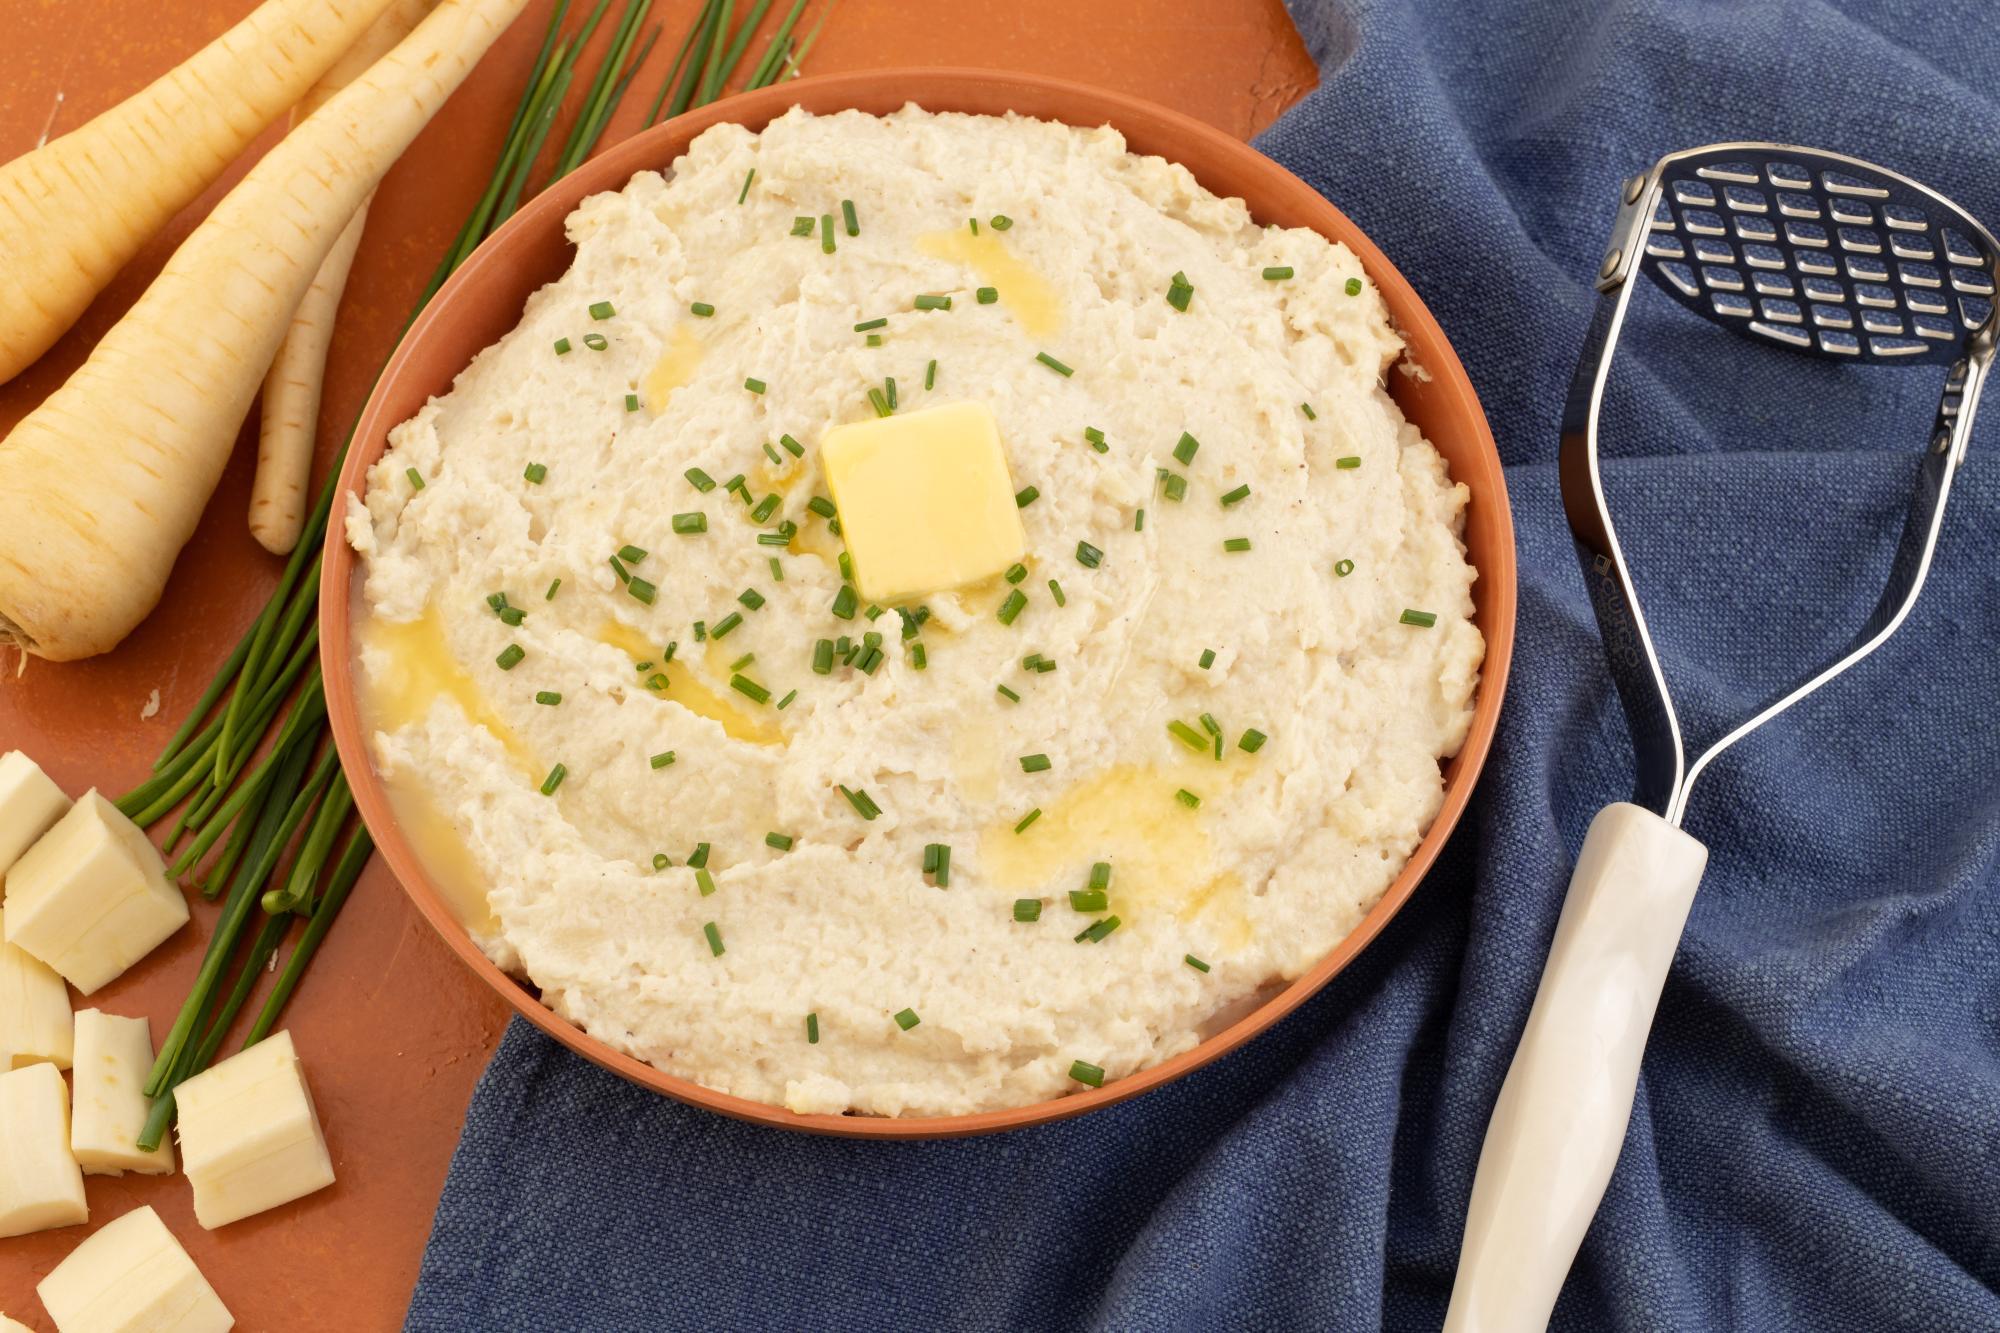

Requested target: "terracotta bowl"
[{"left": 321, "top": 68, "right": 1516, "bottom": 1138}]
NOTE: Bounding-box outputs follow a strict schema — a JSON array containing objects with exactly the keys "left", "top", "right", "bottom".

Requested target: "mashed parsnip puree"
[{"left": 346, "top": 106, "right": 1482, "bottom": 1117}]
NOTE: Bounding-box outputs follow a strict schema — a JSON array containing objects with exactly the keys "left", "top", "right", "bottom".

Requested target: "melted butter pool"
[
  {"left": 916, "top": 229, "right": 1063, "bottom": 339},
  {"left": 642, "top": 326, "right": 705, "bottom": 414},
  {"left": 595, "top": 619, "right": 784, "bottom": 747}
]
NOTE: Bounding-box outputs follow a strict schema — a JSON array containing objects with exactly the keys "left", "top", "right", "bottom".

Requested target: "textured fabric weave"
[{"left": 408, "top": 2, "right": 2000, "bottom": 1327}]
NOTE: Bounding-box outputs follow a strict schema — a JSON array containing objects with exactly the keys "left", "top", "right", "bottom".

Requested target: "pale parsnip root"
[
  {"left": 251, "top": 0, "right": 439, "bottom": 556},
  {"left": 0, "top": 0, "right": 401, "bottom": 385},
  {"left": 0, "top": 0, "right": 533, "bottom": 662}
]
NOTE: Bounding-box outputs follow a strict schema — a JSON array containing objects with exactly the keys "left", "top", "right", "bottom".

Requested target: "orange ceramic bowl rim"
[{"left": 320, "top": 68, "right": 1516, "bottom": 1139}]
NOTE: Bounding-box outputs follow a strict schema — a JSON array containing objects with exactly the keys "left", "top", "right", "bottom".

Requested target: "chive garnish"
[
  {"left": 728, "top": 651, "right": 754, "bottom": 673},
  {"left": 1175, "top": 789, "right": 1201, "bottom": 809},
  {"left": 738, "top": 167, "right": 756, "bottom": 204},
  {"left": 540, "top": 763, "right": 567, "bottom": 795},
  {"left": 610, "top": 555, "right": 630, "bottom": 584},
  {"left": 990, "top": 214, "right": 1014, "bottom": 230},
  {"left": 627, "top": 577, "right": 657, "bottom": 604},
  {"left": 704, "top": 922, "right": 724, "bottom": 956},
  {"left": 1020, "top": 753, "right": 1052, "bottom": 773},
  {"left": 1090, "top": 861, "right": 1112, "bottom": 890},
  {"left": 738, "top": 588, "right": 765, "bottom": 611},
  {"left": 925, "top": 359, "right": 938, "bottom": 390},
  {"left": 821, "top": 213, "right": 835, "bottom": 253},
  {"left": 841, "top": 199, "right": 859, "bottom": 236},
  {"left": 1400, "top": 609, "right": 1438, "bottom": 627},
  {"left": 1334, "top": 558, "right": 1355, "bottom": 577},
  {"left": 893, "top": 1008, "right": 920, "bottom": 1031},
  {"left": 583, "top": 333, "right": 608, "bottom": 351},
  {"left": 693, "top": 620, "right": 706, "bottom": 641},
  {"left": 968, "top": 217, "right": 979, "bottom": 234},
  {"left": 1035, "top": 351, "right": 1074, "bottom": 377},
  {"left": 1134, "top": 509, "right": 1145, "bottom": 532},
  {"left": 1185, "top": 954, "right": 1211, "bottom": 972},
  {"left": 744, "top": 377, "right": 767, "bottom": 394},
  {"left": 1345, "top": 277, "right": 1364, "bottom": 296},
  {"left": 840, "top": 785, "right": 881, "bottom": 820},
  {"left": 645, "top": 673, "right": 668, "bottom": 691},
  {"left": 695, "top": 867, "right": 716, "bottom": 896},
  {"left": 997, "top": 589, "right": 1028, "bottom": 625},
  {"left": 1162, "top": 473, "right": 1187, "bottom": 503},
  {"left": 589, "top": 300, "right": 616, "bottom": 320},
  {"left": 1069, "top": 889, "right": 1107, "bottom": 913},
  {"left": 806, "top": 1013, "right": 820, "bottom": 1043},
  {"left": 672, "top": 512, "right": 707, "bottom": 534},
  {"left": 1083, "top": 426, "right": 1107, "bottom": 452},
  {"left": 1048, "top": 579, "right": 1067, "bottom": 607},
  {"left": 725, "top": 474, "right": 750, "bottom": 500},
  {"left": 995, "top": 683, "right": 1022, "bottom": 704},
  {"left": 1075, "top": 915, "right": 1121, "bottom": 943},
  {"left": 730, "top": 673, "right": 771, "bottom": 704},
  {"left": 780, "top": 433, "right": 804, "bottom": 456},
  {"left": 1239, "top": 728, "right": 1269, "bottom": 753},
  {"left": 1075, "top": 542, "right": 1103, "bottom": 569},
  {"left": 1219, "top": 484, "right": 1250, "bottom": 507},
  {"left": 650, "top": 750, "right": 676, "bottom": 769},
  {"left": 763, "top": 442, "right": 783, "bottom": 465},
  {"left": 1014, "top": 899, "right": 1042, "bottom": 922},
  {"left": 1015, "top": 486, "right": 1039, "bottom": 508},
  {"left": 866, "top": 334, "right": 882, "bottom": 348},
  {"left": 911, "top": 643, "right": 928, "bottom": 670},
  {"left": 838, "top": 551, "right": 853, "bottom": 581},
  {"left": 545, "top": 578, "right": 562, "bottom": 600},
  {"left": 1174, "top": 432, "right": 1200, "bottom": 466},
  {"left": 1336, "top": 456, "right": 1361, "bottom": 470},
  {"left": 1015, "top": 808, "right": 1042, "bottom": 833},
  {"left": 524, "top": 462, "right": 548, "bottom": 483},
  {"left": 497, "top": 606, "right": 525, "bottom": 626},
  {"left": 496, "top": 644, "right": 525, "bottom": 671},
  {"left": 831, "top": 586, "right": 859, "bottom": 619},
  {"left": 1301, "top": 402, "right": 1318, "bottom": 419},
  {"left": 691, "top": 301, "right": 715, "bottom": 317},
  {"left": 806, "top": 495, "right": 837, "bottom": 520},
  {"left": 923, "top": 843, "right": 941, "bottom": 874},
  {"left": 406, "top": 468, "right": 426, "bottom": 491},
  {"left": 618, "top": 544, "right": 648, "bottom": 564},
  {"left": 536, "top": 691, "right": 562, "bottom": 706},
  {"left": 776, "top": 689, "right": 797, "bottom": 710},
  {"left": 885, "top": 377, "right": 897, "bottom": 410},
  {"left": 554, "top": 337, "right": 572, "bottom": 355},
  {"left": 751, "top": 493, "right": 780, "bottom": 522},
  {"left": 1223, "top": 537, "right": 1252, "bottom": 553},
  {"left": 686, "top": 467, "right": 717, "bottom": 492},
  {"left": 1199, "top": 648, "right": 1216, "bottom": 669},
  {"left": 653, "top": 853, "right": 671, "bottom": 871},
  {"left": 624, "top": 393, "right": 640, "bottom": 412},
  {"left": 854, "top": 316, "right": 888, "bottom": 332},
  {"left": 1069, "top": 1060, "right": 1105, "bottom": 1087},
  {"left": 1262, "top": 266, "right": 1294, "bottom": 280},
  {"left": 1168, "top": 720, "right": 1206, "bottom": 751},
  {"left": 1004, "top": 563, "right": 1028, "bottom": 584},
  {"left": 868, "top": 387, "right": 891, "bottom": 418},
  {"left": 812, "top": 639, "right": 835, "bottom": 674},
  {"left": 792, "top": 216, "right": 814, "bottom": 237},
  {"left": 1167, "top": 271, "right": 1194, "bottom": 311},
  {"left": 766, "top": 832, "right": 794, "bottom": 851},
  {"left": 976, "top": 287, "right": 998, "bottom": 304},
  {"left": 914, "top": 294, "right": 951, "bottom": 311},
  {"left": 688, "top": 843, "right": 711, "bottom": 869},
  {"left": 1199, "top": 713, "right": 1221, "bottom": 738}
]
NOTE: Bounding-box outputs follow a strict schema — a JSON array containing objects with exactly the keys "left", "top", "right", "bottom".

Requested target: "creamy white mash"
[{"left": 346, "top": 106, "right": 1482, "bottom": 1117}]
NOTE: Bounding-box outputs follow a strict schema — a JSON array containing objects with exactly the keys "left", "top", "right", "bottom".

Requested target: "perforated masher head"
[{"left": 1559, "top": 144, "right": 1996, "bottom": 827}]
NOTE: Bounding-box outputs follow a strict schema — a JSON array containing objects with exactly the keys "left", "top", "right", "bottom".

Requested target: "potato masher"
[{"left": 1444, "top": 142, "right": 1997, "bottom": 1331}]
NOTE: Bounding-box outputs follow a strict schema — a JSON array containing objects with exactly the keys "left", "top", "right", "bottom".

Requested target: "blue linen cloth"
[{"left": 407, "top": 1, "right": 2000, "bottom": 1327}]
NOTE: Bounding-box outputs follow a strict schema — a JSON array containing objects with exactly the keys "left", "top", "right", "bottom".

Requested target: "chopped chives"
[
  {"left": 841, "top": 199, "right": 859, "bottom": 236},
  {"left": 1069, "top": 889, "right": 1107, "bottom": 913},
  {"left": 1174, "top": 432, "right": 1200, "bottom": 466},
  {"left": 853, "top": 316, "right": 888, "bottom": 332},
  {"left": 1175, "top": 789, "right": 1201, "bottom": 809},
  {"left": 609, "top": 555, "right": 629, "bottom": 583},
  {"left": 1162, "top": 473, "right": 1187, "bottom": 503},
  {"left": 995, "top": 683, "right": 1021, "bottom": 704},
  {"left": 806, "top": 495, "right": 837, "bottom": 519},
  {"left": 497, "top": 606, "right": 525, "bottom": 627},
  {"left": 1198, "top": 648, "right": 1216, "bottom": 669},
  {"left": 1199, "top": 713, "right": 1221, "bottom": 737},
  {"left": 1020, "top": 753, "right": 1052, "bottom": 773},
  {"left": 1185, "top": 954, "right": 1211, "bottom": 972},
  {"left": 1074, "top": 915, "right": 1121, "bottom": 943},
  {"left": 1014, "top": 808, "right": 1042, "bottom": 833},
  {"left": 536, "top": 690, "right": 562, "bottom": 706},
  {"left": 893, "top": 1008, "right": 920, "bottom": 1031},
  {"left": 1336, "top": 455, "right": 1361, "bottom": 470},
  {"left": 757, "top": 530, "right": 792, "bottom": 547},
  {"left": 1035, "top": 351, "right": 1074, "bottom": 376},
  {"left": 779, "top": 433, "right": 804, "bottom": 456},
  {"left": 1345, "top": 277, "right": 1364, "bottom": 296},
  {"left": 1262, "top": 265, "right": 1294, "bottom": 280},
  {"left": 856, "top": 647, "right": 884, "bottom": 674},
  {"left": 1004, "top": 562, "right": 1028, "bottom": 584},
  {"left": 831, "top": 586, "right": 859, "bottom": 619},
  {"left": 554, "top": 337, "right": 572, "bottom": 355},
  {"left": 821, "top": 213, "right": 835, "bottom": 253},
  {"left": 840, "top": 785, "right": 881, "bottom": 820},
  {"left": 688, "top": 843, "right": 711, "bottom": 869},
  {"left": 1015, "top": 486, "right": 1039, "bottom": 508},
  {"left": 914, "top": 294, "right": 952, "bottom": 311},
  {"left": 776, "top": 689, "right": 797, "bottom": 710},
  {"left": 1075, "top": 542, "right": 1103, "bottom": 568},
  {"left": 644, "top": 673, "right": 668, "bottom": 691},
  {"left": 751, "top": 494, "right": 780, "bottom": 523},
  {"left": 627, "top": 577, "right": 657, "bottom": 604},
  {"left": 806, "top": 1013, "right": 820, "bottom": 1043},
  {"left": 524, "top": 462, "right": 548, "bottom": 483},
  {"left": 838, "top": 551, "right": 853, "bottom": 581},
  {"left": 739, "top": 588, "right": 766, "bottom": 610},
  {"left": 1220, "top": 484, "right": 1250, "bottom": 507},
  {"left": 1134, "top": 509, "right": 1145, "bottom": 532},
  {"left": 1301, "top": 402, "right": 1318, "bottom": 419},
  {"left": 695, "top": 865, "right": 716, "bottom": 896},
  {"left": 744, "top": 377, "right": 767, "bottom": 394},
  {"left": 1167, "top": 720, "right": 1206, "bottom": 751},
  {"left": 738, "top": 167, "right": 756, "bottom": 204},
  {"left": 496, "top": 644, "right": 525, "bottom": 671},
  {"left": 652, "top": 853, "right": 671, "bottom": 871},
  {"left": 545, "top": 578, "right": 562, "bottom": 600},
  {"left": 968, "top": 217, "right": 979, "bottom": 234},
  {"left": 624, "top": 393, "right": 640, "bottom": 412},
  {"left": 812, "top": 639, "right": 835, "bottom": 674},
  {"left": 1089, "top": 862, "right": 1112, "bottom": 890},
  {"left": 885, "top": 377, "right": 897, "bottom": 410},
  {"left": 618, "top": 544, "right": 648, "bottom": 564},
  {"left": 925, "top": 359, "right": 938, "bottom": 390},
  {"left": 1083, "top": 426, "right": 1107, "bottom": 452},
  {"left": 672, "top": 512, "right": 707, "bottom": 534},
  {"left": 866, "top": 334, "right": 882, "bottom": 348},
  {"left": 583, "top": 333, "right": 608, "bottom": 351},
  {"left": 693, "top": 621, "right": 706, "bottom": 641},
  {"left": 686, "top": 467, "right": 717, "bottom": 492},
  {"left": 406, "top": 468, "right": 426, "bottom": 491},
  {"left": 729, "top": 651, "right": 755, "bottom": 671},
  {"left": 690, "top": 301, "right": 715, "bottom": 317},
  {"left": 911, "top": 642, "right": 928, "bottom": 670},
  {"left": 726, "top": 474, "right": 750, "bottom": 499},
  {"left": 766, "top": 832, "right": 794, "bottom": 851},
  {"left": 1400, "top": 609, "right": 1438, "bottom": 627},
  {"left": 1223, "top": 537, "right": 1252, "bottom": 553},
  {"left": 1047, "top": 579, "right": 1067, "bottom": 607},
  {"left": 997, "top": 589, "right": 1028, "bottom": 625},
  {"left": 990, "top": 214, "right": 1014, "bottom": 231},
  {"left": 922, "top": 843, "right": 941, "bottom": 874},
  {"left": 589, "top": 300, "right": 616, "bottom": 320},
  {"left": 763, "top": 442, "right": 783, "bottom": 465},
  {"left": 1166, "top": 271, "right": 1194, "bottom": 311},
  {"left": 868, "top": 387, "right": 891, "bottom": 418},
  {"left": 540, "top": 763, "right": 567, "bottom": 795},
  {"left": 662, "top": 642, "right": 678, "bottom": 663},
  {"left": 1069, "top": 1060, "right": 1105, "bottom": 1087},
  {"left": 791, "top": 215, "right": 814, "bottom": 236},
  {"left": 1334, "top": 558, "right": 1355, "bottom": 577},
  {"left": 1239, "top": 728, "right": 1269, "bottom": 753},
  {"left": 936, "top": 845, "right": 951, "bottom": 885},
  {"left": 650, "top": 750, "right": 676, "bottom": 769},
  {"left": 976, "top": 286, "right": 998, "bottom": 304},
  {"left": 703, "top": 922, "right": 724, "bottom": 956},
  {"left": 730, "top": 673, "right": 771, "bottom": 704},
  {"left": 1014, "top": 898, "right": 1042, "bottom": 922}
]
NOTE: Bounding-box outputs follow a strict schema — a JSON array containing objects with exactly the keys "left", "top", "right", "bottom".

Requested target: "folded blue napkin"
[{"left": 407, "top": 1, "right": 2000, "bottom": 1327}]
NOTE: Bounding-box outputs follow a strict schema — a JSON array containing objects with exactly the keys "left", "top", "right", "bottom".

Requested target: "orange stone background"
[{"left": 0, "top": 2, "right": 1315, "bottom": 1326}]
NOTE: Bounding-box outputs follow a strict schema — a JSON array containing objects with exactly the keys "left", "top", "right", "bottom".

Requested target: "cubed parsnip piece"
[
  {"left": 36, "top": 1205, "right": 233, "bottom": 1333},
  {"left": 0, "top": 749, "right": 71, "bottom": 875},
  {"left": 1, "top": 908, "right": 71, "bottom": 1069},
  {"left": 3, "top": 790, "right": 188, "bottom": 995},
  {"left": 175, "top": 1031, "right": 334, "bottom": 1229},
  {"left": 70, "top": 1011, "right": 174, "bottom": 1177},
  {"left": 0, "top": 1061, "right": 87, "bottom": 1238},
  {"left": 820, "top": 401, "right": 1027, "bottom": 603}
]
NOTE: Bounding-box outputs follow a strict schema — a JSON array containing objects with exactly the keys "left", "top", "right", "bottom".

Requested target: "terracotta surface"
[
  {"left": 0, "top": 2, "right": 1317, "bottom": 1327},
  {"left": 325, "top": 68, "right": 1516, "bottom": 1138}
]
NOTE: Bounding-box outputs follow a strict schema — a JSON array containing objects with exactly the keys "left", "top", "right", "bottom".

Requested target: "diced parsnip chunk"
[
  {"left": 36, "top": 1205, "right": 233, "bottom": 1333},
  {"left": 3, "top": 790, "right": 188, "bottom": 994},
  {"left": 0, "top": 750, "right": 70, "bottom": 875},
  {"left": 0, "top": 1061, "right": 87, "bottom": 1237},
  {"left": 1, "top": 908, "right": 71, "bottom": 1069},
  {"left": 70, "top": 1011, "right": 174, "bottom": 1177},
  {"left": 175, "top": 1031, "right": 334, "bottom": 1229}
]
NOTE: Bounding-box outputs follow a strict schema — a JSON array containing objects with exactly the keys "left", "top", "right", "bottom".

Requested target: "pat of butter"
[
  {"left": 820, "top": 401, "right": 1026, "bottom": 603},
  {"left": 0, "top": 749, "right": 71, "bottom": 876},
  {"left": 70, "top": 1011, "right": 174, "bottom": 1177},
  {"left": 3, "top": 791, "right": 188, "bottom": 996},
  {"left": 175, "top": 1030, "right": 335, "bottom": 1229},
  {"left": 1, "top": 908, "right": 72, "bottom": 1070},
  {"left": 37, "top": 1205, "right": 232, "bottom": 1333},
  {"left": 0, "top": 1061, "right": 87, "bottom": 1238}
]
